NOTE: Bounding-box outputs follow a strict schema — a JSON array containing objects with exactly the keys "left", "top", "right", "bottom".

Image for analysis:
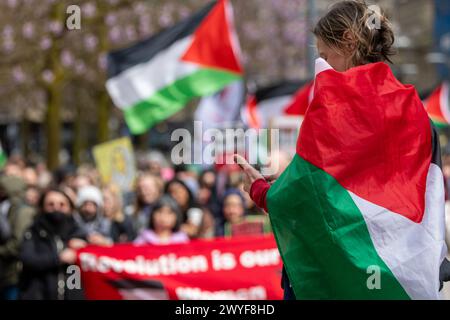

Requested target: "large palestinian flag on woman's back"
[
  {"left": 106, "top": 0, "right": 243, "bottom": 134},
  {"left": 267, "top": 58, "right": 447, "bottom": 299}
]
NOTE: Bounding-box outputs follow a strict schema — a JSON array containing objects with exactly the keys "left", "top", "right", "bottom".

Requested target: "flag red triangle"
[
  {"left": 284, "top": 82, "right": 314, "bottom": 115},
  {"left": 181, "top": 0, "right": 242, "bottom": 74}
]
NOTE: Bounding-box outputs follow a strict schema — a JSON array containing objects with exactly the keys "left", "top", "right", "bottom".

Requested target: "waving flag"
[
  {"left": 106, "top": 0, "right": 243, "bottom": 134},
  {"left": 243, "top": 81, "right": 313, "bottom": 129},
  {"left": 424, "top": 82, "right": 450, "bottom": 128},
  {"left": 194, "top": 80, "right": 245, "bottom": 129},
  {"left": 267, "top": 58, "right": 446, "bottom": 299}
]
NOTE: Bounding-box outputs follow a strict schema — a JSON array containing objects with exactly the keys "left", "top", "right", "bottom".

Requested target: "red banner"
[{"left": 77, "top": 235, "right": 283, "bottom": 300}]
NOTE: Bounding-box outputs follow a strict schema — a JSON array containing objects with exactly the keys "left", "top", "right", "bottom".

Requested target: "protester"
[
  {"left": 25, "top": 185, "right": 40, "bottom": 207},
  {"left": 72, "top": 174, "right": 94, "bottom": 192},
  {"left": 197, "top": 169, "right": 220, "bottom": 218},
  {"left": 136, "top": 150, "right": 168, "bottom": 177},
  {"left": 173, "top": 164, "right": 199, "bottom": 196},
  {"left": 35, "top": 162, "right": 52, "bottom": 190},
  {"left": 3, "top": 161, "right": 23, "bottom": 179},
  {"left": 73, "top": 185, "right": 113, "bottom": 246},
  {"left": 19, "top": 188, "right": 86, "bottom": 300},
  {"left": 197, "top": 170, "right": 214, "bottom": 206},
  {"left": 134, "top": 195, "right": 188, "bottom": 245},
  {"left": 165, "top": 179, "right": 204, "bottom": 238},
  {"left": 131, "top": 173, "right": 164, "bottom": 236},
  {"left": 195, "top": 207, "right": 216, "bottom": 239},
  {"left": 215, "top": 189, "right": 246, "bottom": 237},
  {"left": 0, "top": 175, "right": 35, "bottom": 300},
  {"left": 22, "top": 167, "right": 38, "bottom": 187},
  {"left": 102, "top": 185, "right": 134, "bottom": 243},
  {"left": 0, "top": 200, "right": 10, "bottom": 245}
]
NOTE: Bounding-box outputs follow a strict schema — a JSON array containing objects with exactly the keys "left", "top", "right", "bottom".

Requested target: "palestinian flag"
[
  {"left": 267, "top": 58, "right": 447, "bottom": 299},
  {"left": 106, "top": 0, "right": 243, "bottom": 135},
  {"left": 424, "top": 82, "right": 450, "bottom": 128},
  {"left": 244, "top": 81, "right": 313, "bottom": 128}
]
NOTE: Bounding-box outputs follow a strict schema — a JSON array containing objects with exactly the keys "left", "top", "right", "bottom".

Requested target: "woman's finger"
[
  {"left": 234, "top": 154, "right": 264, "bottom": 183},
  {"left": 234, "top": 154, "right": 254, "bottom": 173}
]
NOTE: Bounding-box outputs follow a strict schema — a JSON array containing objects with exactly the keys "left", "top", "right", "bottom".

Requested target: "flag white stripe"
[
  {"left": 106, "top": 37, "right": 199, "bottom": 110},
  {"left": 440, "top": 82, "right": 450, "bottom": 123},
  {"left": 255, "top": 96, "right": 293, "bottom": 128},
  {"left": 349, "top": 163, "right": 447, "bottom": 300}
]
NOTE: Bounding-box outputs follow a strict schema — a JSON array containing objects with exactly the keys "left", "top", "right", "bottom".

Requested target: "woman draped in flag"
[{"left": 236, "top": 0, "right": 448, "bottom": 299}]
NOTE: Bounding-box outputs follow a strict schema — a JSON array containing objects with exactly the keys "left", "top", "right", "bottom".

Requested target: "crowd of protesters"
[
  {"left": 0, "top": 151, "right": 272, "bottom": 300},
  {"left": 5, "top": 148, "right": 450, "bottom": 300}
]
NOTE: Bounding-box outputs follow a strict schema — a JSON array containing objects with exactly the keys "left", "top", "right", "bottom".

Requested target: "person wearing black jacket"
[{"left": 19, "top": 188, "right": 87, "bottom": 300}]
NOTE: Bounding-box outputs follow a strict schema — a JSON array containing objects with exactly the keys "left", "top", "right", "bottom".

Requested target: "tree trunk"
[
  {"left": 72, "top": 103, "right": 83, "bottom": 166},
  {"left": 97, "top": 3, "right": 110, "bottom": 144},
  {"left": 20, "top": 115, "right": 29, "bottom": 160},
  {"left": 97, "top": 91, "right": 110, "bottom": 144},
  {"left": 45, "top": 2, "right": 64, "bottom": 170},
  {"left": 46, "top": 82, "right": 61, "bottom": 170}
]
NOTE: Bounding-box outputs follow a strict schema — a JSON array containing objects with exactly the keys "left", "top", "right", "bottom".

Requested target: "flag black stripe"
[
  {"left": 107, "top": 1, "right": 216, "bottom": 78},
  {"left": 253, "top": 80, "right": 310, "bottom": 103}
]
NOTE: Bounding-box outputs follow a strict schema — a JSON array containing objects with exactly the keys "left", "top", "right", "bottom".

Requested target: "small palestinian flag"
[
  {"left": 267, "top": 58, "right": 446, "bottom": 299},
  {"left": 424, "top": 82, "right": 450, "bottom": 128},
  {"left": 106, "top": 0, "right": 243, "bottom": 134},
  {"left": 243, "top": 80, "right": 313, "bottom": 128}
]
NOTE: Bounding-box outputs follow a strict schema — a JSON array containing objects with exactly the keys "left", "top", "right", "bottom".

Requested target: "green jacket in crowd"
[{"left": 0, "top": 175, "right": 35, "bottom": 289}]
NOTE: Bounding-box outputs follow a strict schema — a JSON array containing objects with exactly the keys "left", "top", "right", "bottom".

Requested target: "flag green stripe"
[
  {"left": 267, "top": 154, "right": 410, "bottom": 299},
  {"left": 430, "top": 117, "right": 448, "bottom": 128},
  {"left": 123, "top": 68, "right": 241, "bottom": 134}
]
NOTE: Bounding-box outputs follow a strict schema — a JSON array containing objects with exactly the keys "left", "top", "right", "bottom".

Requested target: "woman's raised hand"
[{"left": 234, "top": 154, "right": 264, "bottom": 193}]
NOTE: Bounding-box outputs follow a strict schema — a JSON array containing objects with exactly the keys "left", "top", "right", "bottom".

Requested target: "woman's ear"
[{"left": 342, "top": 30, "right": 356, "bottom": 53}]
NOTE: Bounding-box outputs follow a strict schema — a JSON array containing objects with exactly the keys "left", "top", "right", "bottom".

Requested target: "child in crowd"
[{"left": 133, "top": 195, "right": 188, "bottom": 245}]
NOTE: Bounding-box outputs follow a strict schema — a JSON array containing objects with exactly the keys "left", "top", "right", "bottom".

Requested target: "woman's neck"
[{"left": 154, "top": 228, "right": 173, "bottom": 239}]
